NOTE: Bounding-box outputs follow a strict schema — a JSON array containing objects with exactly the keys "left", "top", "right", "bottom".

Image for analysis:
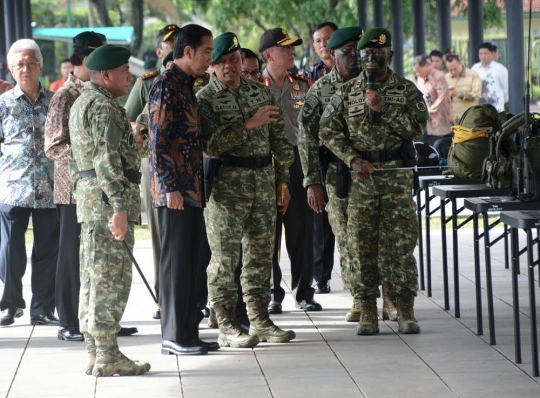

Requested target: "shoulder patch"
[
  {"left": 301, "top": 95, "right": 320, "bottom": 120},
  {"left": 292, "top": 73, "right": 311, "bottom": 87},
  {"left": 141, "top": 70, "right": 159, "bottom": 80}
]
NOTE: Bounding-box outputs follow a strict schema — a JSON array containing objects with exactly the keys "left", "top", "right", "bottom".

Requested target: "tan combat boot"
[
  {"left": 345, "top": 297, "right": 361, "bottom": 322},
  {"left": 83, "top": 332, "right": 96, "bottom": 375},
  {"left": 215, "top": 304, "right": 259, "bottom": 348},
  {"left": 396, "top": 294, "right": 421, "bottom": 334},
  {"left": 247, "top": 301, "right": 296, "bottom": 343},
  {"left": 355, "top": 296, "right": 379, "bottom": 335},
  {"left": 92, "top": 334, "right": 151, "bottom": 377},
  {"left": 382, "top": 283, "right": 398, "bottom": 321}
]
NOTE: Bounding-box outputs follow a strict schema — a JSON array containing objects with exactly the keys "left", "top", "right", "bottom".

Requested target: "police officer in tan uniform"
[{"left": 260, "top": 28, "right": 322, "bottom": 313}]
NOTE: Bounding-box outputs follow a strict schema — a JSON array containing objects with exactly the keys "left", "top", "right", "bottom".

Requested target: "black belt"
[
  {"left": 356, "top": 148, "right": 403, "bottom": 163},
  {"left": 81, "top": 168, "right": 141, "bottom": 185},
  {"left": 220, "top": 154, "right": 272, "bottom": 169}
]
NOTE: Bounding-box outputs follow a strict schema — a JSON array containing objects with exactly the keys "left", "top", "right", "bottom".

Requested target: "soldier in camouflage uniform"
[
  {"left": 197, "top": 32, "right": 295, "bottom": 348},
  {"left": 297, "top": 27, "right": 377, "bottom": 323},
  {"left": 319, "top": 28, "right": 429, "bottom": 336},
  {"left": 69, "top": 45, "right": 150, "bottom": 376}
]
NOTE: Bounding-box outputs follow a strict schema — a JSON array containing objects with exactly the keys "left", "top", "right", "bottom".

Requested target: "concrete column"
[
  {"left": 390, "top": 0, "right": 404, "bottom": 76},
  {"left": 468, "top": 0, "right": 484, "bottom": 66},
  {"left": 412, "top": 0, "right": 425, "bottom": 55},
  {"left": 507, "top": 0, "right": 524, "bottom": 114}
]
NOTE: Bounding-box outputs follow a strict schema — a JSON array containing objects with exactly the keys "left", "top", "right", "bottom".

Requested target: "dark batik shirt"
[
  {"left": 148, "top": 63, "right": 205, "bottom": 208},
  {"left": 304, "top": 59, "right": 332, "bottom": 85}
]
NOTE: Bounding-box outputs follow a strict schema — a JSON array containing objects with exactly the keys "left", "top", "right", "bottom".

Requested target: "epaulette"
[
  {"left": 140, "top": 70, "right": 159, "bottom": 80},
  {"left": 291, "top": 73, "right": 311, "bottom": 88}
]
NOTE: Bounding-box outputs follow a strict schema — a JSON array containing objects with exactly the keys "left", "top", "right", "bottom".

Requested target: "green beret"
[
  {"left": 357, "top": 27, "right": 392, "bottom": 50},
  {"left": 212, "top": 32, "right": 241, "bottom": 64},
  {"left": 85, "top": 44, "right": 131, "bottom": 71},
  {"left": 143, "top": 59, "right": 157, "bottom": 70},
  {"left": 327, "top": 26, "right": 364, "bottom": 50},
  {"left": 163, "top": 51, "right": 174, "bottom": 66}
]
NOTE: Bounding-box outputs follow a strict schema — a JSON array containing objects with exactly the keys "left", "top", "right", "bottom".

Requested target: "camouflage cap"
[
  {"left": 85, "top": 44, "right": 131, "bottom": 71},
  {"left": 327, "top": 26, "right": 364, "bottom": 49},
  {"left": 156, "top": 24, "right": 181, "bottom": 44},
  {"left": 163, "top": 50, "right": 174, "bottom": 66},
  {"left": 212, "top": 32, "right": 241, "bottom": 64},
  {"left": 357, "top": 27, "right": 392, "bottom": 49},
  {"left": 72, "top": 31, "right": 107, "bottom": 53},
  {"left": 259, "top": 28, "right": 303, "bottom": 53}
]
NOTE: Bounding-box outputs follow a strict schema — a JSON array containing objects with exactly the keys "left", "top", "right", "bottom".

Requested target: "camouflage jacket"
[
  {"left": 148, "top": 64, "right": 205, "bottom": 208},
  {"left": 69, "top": 82, "right": 140, "bottom": 222},
  {"left": 197, "top": 74, "right": 293, "bottom": 184},
  {"left": 319, "top": 69, "right": 428, "bottom": 194},
  {"left": 298, "top": 67, "right": 349, "bottom": 187},
  {"left": 45, "top": 72, "right": 85, "bottom": 205}
]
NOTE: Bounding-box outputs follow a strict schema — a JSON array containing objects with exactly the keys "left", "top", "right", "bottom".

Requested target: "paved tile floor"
[{"left": 1, "top": 225, "right": 540, "bottom": 397}]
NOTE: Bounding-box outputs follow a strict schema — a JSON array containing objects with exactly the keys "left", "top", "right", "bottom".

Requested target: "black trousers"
[
  {"left": 313, "top": 208, "right": 335, "bottom": 285},
  {"left": 55, "top": 204, "right": 81, "bottom": 330},
  {"left": 0, "top": 204, "right": 59, "bottom": 316},
  {"left": 158, "top": 205, "right": 210, "bottom": 343},
  {"left": 271, "top": 148, "right": 315, "bottom": 303}
]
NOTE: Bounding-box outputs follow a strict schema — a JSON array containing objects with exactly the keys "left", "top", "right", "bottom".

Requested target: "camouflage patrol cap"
[
  {"left": 327, "top": 26, "right": 364, "bottom": 49},
  {"left": 163, "top": 51, "right": 174, "bottom": 66},
  {"left": 156, "top": 24, "right": 181, "bottom": 44},
  {"left": 85, "top": 44, "right": 131, "bottom": 71},
  {"left": 212, "top": 32, "right": 241, "bottom": 64},
  {"left": 72, "top": 31, "right": 107, "bottom": 53},
  {"left": 357, "top": 27, "right": 392, "bottom": 49},
  {"left": 259, "top": 28, "right": 303, "bottom": 53}
]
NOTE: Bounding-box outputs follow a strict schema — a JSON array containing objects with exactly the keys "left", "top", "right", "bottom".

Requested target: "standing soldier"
[
  {"left": 259, "top": 27, "right": 322, "bottom": 314},
  {"left": 319, "top": 28, "right": 428, "bottom": 335},
  {"left": 297, "top": 26, "right": 375, "bottom": 322},
  {"left": 69, "top": 44, "right": 150, "bottom": 376},
  {"left": 197, "top": 32, "right": 295, "bottom": 348},
  {"left": 45, "top": 31, "right": 107, "bottom": 342}
]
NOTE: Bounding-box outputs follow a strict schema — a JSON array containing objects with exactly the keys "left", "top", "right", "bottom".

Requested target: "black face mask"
[{"left": 360, "top": 48, "right": 388, "bottom": 75}]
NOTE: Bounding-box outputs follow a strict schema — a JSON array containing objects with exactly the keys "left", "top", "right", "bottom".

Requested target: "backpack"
[
  {"left": 445, "top": 104, "right": 501, "bottom": 178},
  {"left": 483, "top": 112, "right": 540, "bottom": 201}
]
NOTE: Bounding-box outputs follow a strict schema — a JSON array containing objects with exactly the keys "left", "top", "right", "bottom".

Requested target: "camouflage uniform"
[
  {"left": 319, "top": 69, "right": 428, "bottom": 308},
  {"left": 69, "top": 82, "right": 141, "bottom": 340},
  {"left": 298, "top": 67, "right": 351, "bottom": 290},
  {"left": 197, "top": 73, "right": 294, "bottom": 345}
]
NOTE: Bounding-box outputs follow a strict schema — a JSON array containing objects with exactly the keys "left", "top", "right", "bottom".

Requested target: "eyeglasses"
[
  {"left": 12, "top": 61, "right": 40, "bottom": 71},
  {"left": 242, "top": 70, "right": 262, "bottom": 79}
]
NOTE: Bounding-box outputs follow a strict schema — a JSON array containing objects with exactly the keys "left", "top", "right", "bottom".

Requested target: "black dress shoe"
[
  {"left": 201, "top": 307, "right": 210, "bottom": 318},
  {"left": 58, "top": 328, "right": 84, "bottom": 342},
  {"left": 0, "top": 307, "right": 23, "bottom": 326},
  {"left": 295, "top": 298, "right": 323, "bottom": 311},
  {"left": 192, "top": 338, "right": 220, "bottom": 351},
  {"left": 153, "top": 310, "right": 161, "bottom": 320},
  {"left": 268, "top": 301, "right": 283, "bottom": 314},
  {"left": 30, "top": 312, "right": 59, "bottom": 326},
  {"left": 314, "top": 282, "right": 331, "bottom": 294},
  {"left": 161, "top": 340, "right": 208, "bottom": 355},
  {"left": 117, "top": 326, "right": 138, "bottom": 336}
]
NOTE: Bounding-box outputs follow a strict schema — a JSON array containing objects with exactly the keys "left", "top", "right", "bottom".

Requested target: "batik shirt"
[
  {"left": 148, "top": 64, "right": 205, "bottom": 209},
  {"left": 45, "top": 72, "right": 85, "bottom": 204},
  {"left": 0, "top": 85, "right": 55, "bottom": 208},
  {"left": 304, "top": 59, "right": 332, "bottom": 85},
  {"left": 471, "top": 60, "right": 509, "bottom": 113}
]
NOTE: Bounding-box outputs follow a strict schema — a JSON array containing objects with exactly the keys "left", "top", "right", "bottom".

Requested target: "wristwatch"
[{"left": 380, "top": 104, "right": 389, "bottom": 114}]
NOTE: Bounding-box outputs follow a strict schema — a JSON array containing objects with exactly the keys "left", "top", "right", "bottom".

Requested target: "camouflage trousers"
[
  {"left": 205, "top": 166, "right": 276, "bottom": 308},
  {"left": 347, "top": 189, "right": 419, "bottom": 298},
  {"left": 325, "top": 164, "right": 350, "bottom": 289},
  {"left": 79, "top": 221, "right": 134, "bottom": 337}
]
